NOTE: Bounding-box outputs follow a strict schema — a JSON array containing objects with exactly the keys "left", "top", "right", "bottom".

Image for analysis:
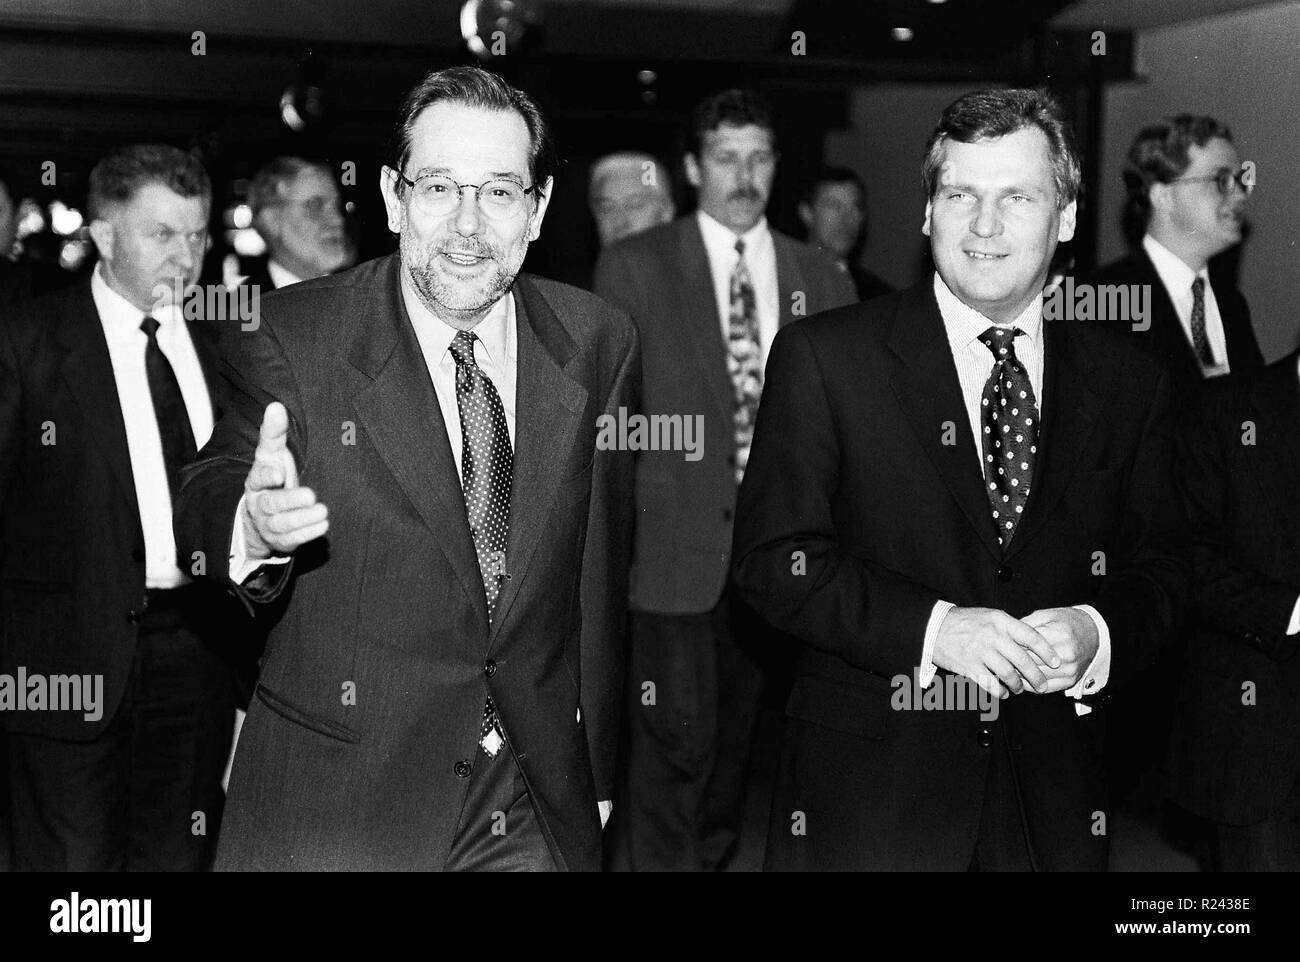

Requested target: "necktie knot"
[
  {"left": 140, "top": 315, "right": 161, "bottom": 339},
  {"left": 448, "top": 329, "right": 478, "bottom": 369},
  {"left": 979, "top": 326, "right": 1025, "bottom": 366},
  {"left": 1191, "top": 276, "right": 1205, "bottom": 298},
  {"left": 734, "top": 237, "right": 746, "bottom": 258}
]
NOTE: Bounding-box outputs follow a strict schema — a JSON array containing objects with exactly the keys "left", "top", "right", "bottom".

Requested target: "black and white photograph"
[{"left": 0, "top": 0, "right": 1295, "bottom": 942}]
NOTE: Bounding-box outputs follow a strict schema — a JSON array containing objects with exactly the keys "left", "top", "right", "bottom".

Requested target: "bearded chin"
[{"left": 404, "top": 239, "right": 512, "bottom": 316}]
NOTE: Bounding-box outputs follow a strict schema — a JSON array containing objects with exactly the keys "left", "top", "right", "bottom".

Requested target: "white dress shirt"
[
  {"left": 1143, "top": 234, "right": 1230, "bottom": 377},
  {"left": 266, "top": 260, "right": 304, "bottom": 290},
  {"left": 696, "top": 210, "right": 780, "bottom": 372},
  {"left": 92, "top": 264, "right": 214, "bottom": 589},
  {"left": 916, "top": 272, "right": 1110, "bottom": 714}
]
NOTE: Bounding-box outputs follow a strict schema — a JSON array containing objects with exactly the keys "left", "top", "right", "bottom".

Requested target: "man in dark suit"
[
  {"left": 797, "top": 166, "right": 893, "bottom": 301},
  {"left": 733, "top": 88, "right": 1187, "bottom": 871},
  {"left": 1086, "top": 115, "right": 1263, "bottom": 411},
  {"left": 1168, "top": 354, "right": 1300, "bottom": 870},
  {"left": 175, "top": 66, "right": 638, "bottom": 871},
  {"left": 594, "top": 88, "right": 856, "bottom": 871},
  {"left": 1, "top": 144, "right": 238, "bottom": 871}
]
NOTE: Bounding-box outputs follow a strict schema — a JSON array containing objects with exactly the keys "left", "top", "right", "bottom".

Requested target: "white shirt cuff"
[
  {"left": 229, "top": 493, "right": 291, "bottom": 584},
  {"left": 918, "top": 600, "right": 955, "bottom": 689},
  {"left": 1065, "top": 604, "right": 1110, "bottom": 716},
  {"left": 1287, "top": 595, "right": 1300, "bottom": 636}
]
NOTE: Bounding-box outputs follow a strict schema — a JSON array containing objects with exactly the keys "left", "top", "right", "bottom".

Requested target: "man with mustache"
[
  {"left": 175, "top": 66, "right": 639, "bottom": 870},
  {"left": 241, "top": 156, "right": 355, "bottom": 293},
  {"left": 594, "top": 88, "right": 855, "bottom": 871},
  {"left": 1086, "top": 116, "right": 1263, "bottom": 412},
  {"left": 732, "top": 88, "right": 1186, "bottom": 870}
]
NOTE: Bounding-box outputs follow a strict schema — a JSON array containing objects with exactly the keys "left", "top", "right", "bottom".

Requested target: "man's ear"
[
  {"left": 88, "top": 218, "right": 115, "bottom": 261},
  {"left": 1147, "top": 182, "right": 1170, "bottom": 220},
  {"left": 379, "top": 166, "right": 405, "bottom": 235},
  {"left": 527, "top": 177, "right": 554, "bottom": 242},
  {"left": 684, "top": 153, "right": 701, "bottom": 190},
  {"left": 1057, "top": 199, "right": 1078, "bottom": 243},
  {"left": 921, "top": 200, "right": 933, "bottom": 238}
]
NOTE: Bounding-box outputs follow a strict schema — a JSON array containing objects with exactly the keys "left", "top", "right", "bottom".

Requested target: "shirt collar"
[
  {"left": 399, "top": 271, "right": 514, "bottom": 369},
  {"left": 1143, "top": 233, "right": 1208, "bottom": 291},
  {"left": 91, "top": 262, "right": 183, "bottom": 338},
  {"left": 267, "top": 259, "right": 303, "bottom": 289},
  {"left": 696, "top": 209, "right": 770, "bottom": 257},
  {"left": 932, "top": 270, "right": 1043, "bottom": 349}
]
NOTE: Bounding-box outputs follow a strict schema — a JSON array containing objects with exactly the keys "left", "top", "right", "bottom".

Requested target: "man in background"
[
  {"left": 588, "top": 151, "right": 676, "bottom": 250},
  {"left": 797, "top": 165, "right": 891, "bottom": 301},
  {"left": 241, "top": 156, "right": 354, "bottom": 291},
  {"left": 595, "top": 88, "right": 855, "bottom": 871}
]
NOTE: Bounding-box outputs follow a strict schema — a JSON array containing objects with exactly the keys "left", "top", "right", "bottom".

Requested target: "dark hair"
[
  {"left": 88, "top": 144, "right": 211, "bottom": 220},
  {"left": 386, "top": 65, "right": 557, "bottom": 192},
  {"left": 921, "top": 87, "right": 1080, "bottom": 209},
  {"left": 688, "top": 88, "right": 776, "bottom": 157},
  {"left": 800, "top": 166, "right": 866, "bottom": 208},
  {"left": 248, "top": 156, "right": 332, "bottom": 218},
  {"left": 1121, "top": 115, "right": 1233, "bottom": 242}
]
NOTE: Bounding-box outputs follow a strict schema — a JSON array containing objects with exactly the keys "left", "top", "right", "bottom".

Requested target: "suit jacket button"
[
  {"left": 484, "top": 659, "right": 497, "bottom": 678},
  {"left": 454, "top": 760, "right": 472, "bottom": 778},
  {"left": 977, "top": 727, "right": 992, "bottom": 748},
  {"left": 125, "top": 609, "right": 141, "bottom": 624},
  {"left": 996, "top": 565, "right": 1013, "bottom": 583}
]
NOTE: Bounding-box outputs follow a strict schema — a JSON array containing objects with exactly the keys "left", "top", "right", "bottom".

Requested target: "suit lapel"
[
  {"left": 773, "top": 231, "right": 809, "bottom": 329},
  {"left": 56, "top": 283, "right": 138, "bottom": 509},
  {"left": 487, "top": 275, "right": 588, "bottom": 649},
  {"left": 887, "top": 285, "right": 1002, "bottom": 560},
  {"left": 1137, "top": 251, "right": 1202, "bottom": 386},
  {"left": 1003, "top": 319, "right": 1103, "bottom": 560},
  {"left": 676, "top": 219, "right": 734, "bottom": 422},
  {"left": 347, "top": 257, "right": 487, "bottom": 636}
]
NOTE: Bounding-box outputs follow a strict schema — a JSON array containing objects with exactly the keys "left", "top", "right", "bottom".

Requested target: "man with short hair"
[
  {"left": 588, "top": 151, "right": 675, "bottom": 249},
  {"left": 176, "top": 66, "right": 638, "bottom": 871},
  {"left": 1087, "top": 116, "right": 1263, "bottom": 411},
  {"left": 594, "top": 88, "right": 855, "bottom": 871},
  {"left": 0, "top": 144, "right": 237, "bottom": 870},
  {"left": 733, "top": 88, "right": 1186, "bottom": 871},
  {"left": 797, "top": 166, "right": 892, "bottom": 300},
  {"left": 243, "top": 156, "right": 354, "bottom": 291}
]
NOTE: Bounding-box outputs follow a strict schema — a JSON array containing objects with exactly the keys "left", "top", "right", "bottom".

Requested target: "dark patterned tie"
[
  {"left": 727, "top": 237, "right": 763, "bottom": 485},
  {"left": 447, "top": 329, "right": 511, "bottom": 757},
  {"left": 139, "top": 316, "right": 197, "bottom": 500},
  {"left": 978, "top": 327, "right": 1039, "bottom": 550},
  {"left": 1190, "top": 276, "right": 1215, "bottom": 367}
]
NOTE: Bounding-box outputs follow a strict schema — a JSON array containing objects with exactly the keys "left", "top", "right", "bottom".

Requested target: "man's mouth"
[
  {"left": 441, "top": 250, "right": 489, "bottom": 267},
  {"left": 964, "top": 250, "right": 1008, "bottom": 261}
]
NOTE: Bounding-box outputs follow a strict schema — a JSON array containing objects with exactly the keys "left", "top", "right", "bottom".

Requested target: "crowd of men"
[{"left": 0, "top": 64, "right": 1296, "bottom": 873}]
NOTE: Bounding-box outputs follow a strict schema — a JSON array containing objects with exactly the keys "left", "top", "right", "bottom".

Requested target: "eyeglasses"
[
  {"left": 1168, "top": 167, "right": 1254, "bottom": 197},
  {"left": 395, "top": 172, "right": 539, "bottom": 220}
]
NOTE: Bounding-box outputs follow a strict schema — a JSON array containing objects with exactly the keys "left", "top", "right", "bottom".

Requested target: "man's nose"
[
  {"left": 451, "top": 187, "right": 483, "bottom": 234},
  {"left": 970, "top": 199, "right": 1003, "bottom": 237},
  {"left": 171, "top": 235, "right": 196, "bottom": 271}
]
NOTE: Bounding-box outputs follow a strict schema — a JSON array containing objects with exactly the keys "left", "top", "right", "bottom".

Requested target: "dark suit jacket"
[
  {"left": 1084, "top": 249, "right": 1264, "bottom": 412},
  {"left": 0, "top": 280, "right": 230, "bottom": 740},
  {"left": 1167, "top": 352, "right": 1300, "bottom": 825},
  {"left": 731, "top": 282, "right": 1188, "bottom": 870},
  {"left": 593, "top": 216, "right": 857, "bottom": 615},
  {"left": 174, "top": 254, "right": 640, "bottom": 871}
]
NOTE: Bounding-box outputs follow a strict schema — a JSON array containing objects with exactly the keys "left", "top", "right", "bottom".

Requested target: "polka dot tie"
[
  {"left": 448, "top": 329, "right": 511, "bottom": 756},
  {"left": 978, "top": 326, "right": 1038, "bottom": 550},
  {"left": 727, "top": 237, "right": 763, "bottom": 485}
]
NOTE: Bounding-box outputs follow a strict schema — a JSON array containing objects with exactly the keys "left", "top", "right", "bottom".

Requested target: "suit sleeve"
[
  {"left": 580, "top": 320, "right": 641, "bottom": 800},
  {"left": 1088, "top": 363, "right": 1190, "bottom": 689},
  {"left": 732, "top": 322, "right": 942, "bottom": 679},
  {"left": 1175, "top": 384, "right": 1298, "bottom": 661},
  {"left": 0, "top": 306, "right": 22, "bottom": 537},
  {"left": 173, "top": 306, "right": 302, "bottom": 611}
]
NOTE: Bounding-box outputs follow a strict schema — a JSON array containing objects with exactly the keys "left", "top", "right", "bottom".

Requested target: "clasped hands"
[{"left": 931, "top": 606, "right": 1099, "bottom": 701}]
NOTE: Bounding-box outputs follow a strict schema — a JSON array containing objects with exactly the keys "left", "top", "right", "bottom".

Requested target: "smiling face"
[
  {"left": 923, "top": 126, "right": 1076, "bottom": 324},
  {"left": 685, "top": 123, "right": 776, "bottom": 234},
  {"left": 89, "top": 182, "right": 209, "bottom": 312},
  {"left": 380, "top": 100, "right": 551, "bottom": 329},
  {"left": 1150, "top": 137, "right": 1246, "bottom": 266}
]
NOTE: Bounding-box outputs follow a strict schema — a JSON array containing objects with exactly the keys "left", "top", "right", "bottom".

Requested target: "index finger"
[{"left": 1004, "top": 616, "right": 1061, "bottom": 669}]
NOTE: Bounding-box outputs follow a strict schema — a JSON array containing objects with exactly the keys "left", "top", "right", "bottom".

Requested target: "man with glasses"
[
  {"left": 243, "top": 157, "right": 354, "bottom": 291},
  {"left": 175, "top": 66, "right": 639, "bottom": 871},
  {"left": 1087, "top": 115, "right": 1263, "bottom": 411},
  {"left": 1, "top": 144, "right": 237, "bottom": 870},
  {"left": 594, "top": 88, "right": 854, "bottom": 871}
]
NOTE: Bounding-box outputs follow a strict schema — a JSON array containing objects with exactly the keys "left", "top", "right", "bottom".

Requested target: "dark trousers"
[
  {"left": 7, "top": 593, "right": 234, "bottom": 871},
  {"left": 617, "top": 590, "right": 766, "bottom": 871},
  {"left": 968, "top": 726, "right": 1035, "bottom": 872},
  {"left": 1212, "top": 771, "right": 1300, "bottom": 872},
  {"left": 443, "top": 745, "right": 556, "bottom": 871}
]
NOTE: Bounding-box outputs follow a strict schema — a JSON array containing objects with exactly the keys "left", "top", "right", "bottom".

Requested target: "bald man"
[{"left": 588, "top": 151, "right": 675, "bottom": 248}]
